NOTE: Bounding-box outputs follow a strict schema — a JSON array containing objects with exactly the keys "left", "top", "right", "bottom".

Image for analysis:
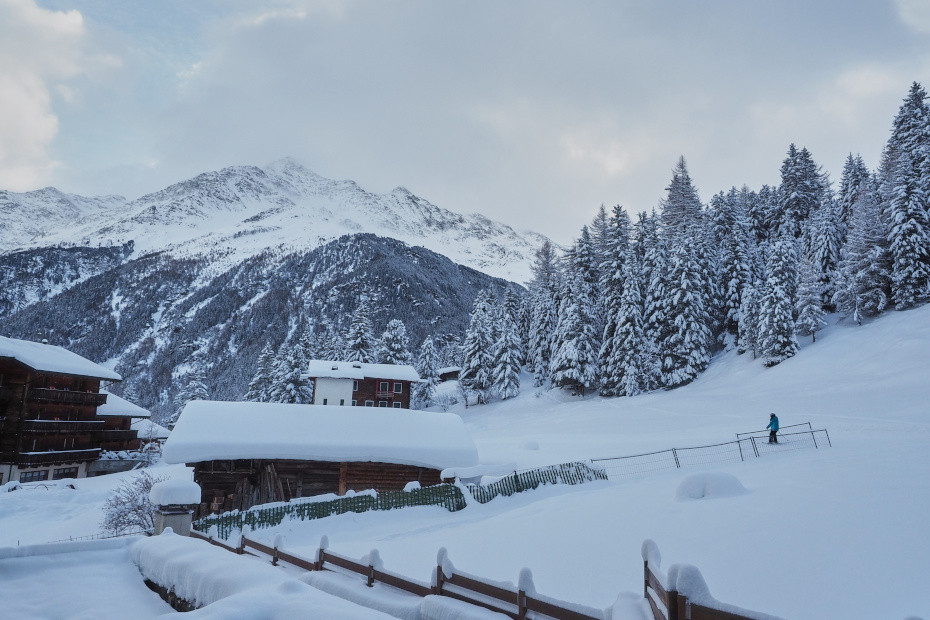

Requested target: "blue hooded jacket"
[{"left": 767, "top": 415, "right": 779, "bottom": 431}]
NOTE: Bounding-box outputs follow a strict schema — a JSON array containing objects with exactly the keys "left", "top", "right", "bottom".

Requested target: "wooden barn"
[{"left": 162, "top": 400, "right": 478, "bottom": 514}]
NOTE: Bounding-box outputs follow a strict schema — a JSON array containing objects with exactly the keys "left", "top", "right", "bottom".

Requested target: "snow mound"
[
  {"left": 675, "top": 473, "right": 748, "bottom": 501},
  {"left": 149, "top": 480, "right": 201, "bottom": 506}
]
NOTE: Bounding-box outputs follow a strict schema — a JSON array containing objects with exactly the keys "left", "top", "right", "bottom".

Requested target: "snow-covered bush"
[{"left": 101, "top": 470, "right": 169, "bottom": 535}]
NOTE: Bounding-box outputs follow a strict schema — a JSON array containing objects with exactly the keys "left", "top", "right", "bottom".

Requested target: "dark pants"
[{"left": 769, "top": 430, "right": 778, "bottom": 444}]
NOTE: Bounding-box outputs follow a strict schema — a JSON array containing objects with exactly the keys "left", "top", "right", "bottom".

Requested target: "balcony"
[
  {"left": 95, "top": 429, "right": 139, "bottom": 442},
  {"left": 374, "top": 391, "right": 396, "bottom": 399},
  {"left": 0, "top": 386, "right": 19, "bottom": 404},
  {"left": 28, "top": 388, "right": 108, "bottom": 407},
  {"left": 21, "top": 419, "right": 106, "bottom": 433},
  {"left": 16, "top": 448, "right": 101, "bottom": 466}
]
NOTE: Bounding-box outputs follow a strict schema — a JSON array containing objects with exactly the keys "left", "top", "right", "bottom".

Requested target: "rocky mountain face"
[{"left": 1, "top": 160, "right": 541, "bottom": 422}]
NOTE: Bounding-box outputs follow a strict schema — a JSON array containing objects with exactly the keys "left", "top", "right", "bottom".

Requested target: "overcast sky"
[{"left": 2, "top": 1, "right": 930, "bottom": 243}]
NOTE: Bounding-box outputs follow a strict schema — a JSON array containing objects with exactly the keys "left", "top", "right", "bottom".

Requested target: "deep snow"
[{"left": 1, "top": 305, "right": 928, "bottom": 619}]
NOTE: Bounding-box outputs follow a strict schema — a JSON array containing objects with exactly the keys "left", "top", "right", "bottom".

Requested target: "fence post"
[
  {"left": 237, "top": 535, "right": 246, "bottom": 555},
  {"left": 643, "top": 560, "right": 649, "bottom": 598},
  {"left": 434, "top": 564, "right": 445, "bottom": 595},
  {"left": 514, "top": 471, "right": 522, "bottom": 492},
  {"left": 367, "top": 564, "right": 375, "bottom": 587},
  {"left": 824, "top": 429, "right": 832, "bottom": 447},
  {"left": 518, "top": 589, "right": 528, "bottom": 619},
  {"left": 750, "top": 436, "right": 759, "bottom": 458},
  {"left": 667, "top": 588, "right": 679, "bottom": 619},
  {"left": 672, "top": 449, "right": 680, "bottom": 468},
  {"left": 811, "top": 430, "right": 819, "bottom": 449},
  {"left": 272, "top": 543, "right": 279, "bottom": 566},
  {"left": 737, "top": 439, "right": 744, "bottom": 462},
  {"left": 315, "top": 546, "right": 325, "bottom": 571}
]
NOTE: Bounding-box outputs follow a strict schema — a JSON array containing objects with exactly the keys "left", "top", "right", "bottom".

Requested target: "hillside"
[{"left": 2, "top": 306, "right": 927, "bottom": 618}]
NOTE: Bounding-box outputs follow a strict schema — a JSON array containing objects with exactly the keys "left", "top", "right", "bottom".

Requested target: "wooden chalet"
[
  {"left": 163, "top": 400, "right": 478, "bottom": 514},
  {"left": 306, "top": 360, "right": 420, "bottom": 409},
  {"left": 87, "top": 391, "right": 153, "bottom": 475},
  {"left": 0, "top": 336, "right": 123, "bottom": 484}
]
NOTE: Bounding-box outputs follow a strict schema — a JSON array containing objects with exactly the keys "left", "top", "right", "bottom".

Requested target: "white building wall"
[{"left": 312, "top": 377, "right": 353, "bottom": 406}]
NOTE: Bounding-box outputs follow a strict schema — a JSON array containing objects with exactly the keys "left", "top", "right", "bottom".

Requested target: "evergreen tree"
[
  {"left": 459, "top": 291, "right": 494, "bottom": 404},
  {"left": 737, "top": 284, "right": 761, "bottom": 358},
  {"left": 527, "top": 240, "right": 559, "bottom": 387},
  {"left": 267, "top": 345, "right": 314, "bottom": 404},
  {"left": 808, "top": 199, "right": 843, "bottom": 311},
  {"left": 796, "top": 257, "right": 827, "bottom": 342},
  {"left": 658, "top": 235, "right": 712, "bottom": 387},
  {"left": 712, "top": 189, "right": 755, "bottom": 341},
  {"left": 170, "top": 368, "right": 209, "bottom": 427},
  {"left": 833, "top": 185, "right": 893, "bottom": 323},
  {"left": 345, "top": 297, "right": 377, "bottom": 363},
  {"left": 638, "top": 211, "right": 666, "bottom": 390},
  {"left": 885, "top": 82, "right": 930, "bottom": 308},
  {"left": 837, "top": 153, "right": 871, "bottom": 236},
  {"left": 660, "top": 156, "right": 704, "bottom": 239},
  {"left": 245, "top": 343, "right": 276, "bottom": 401},
  {"left": 759, "top": 238, "right": 800, "bottom": 366},
  {"left": 611, "top": 255, "right": 648, "bottom": 396},
  {"left": 378, "top": 319, "right": 413, "bottom": 365},
  {"left": 492, "top": 317, "right": 522, "bottom": 400},
  {"left": 597, "top": 206, "right": 632, "bottom": 396},
  {"left": 549, "top": 273, "right": 599, "bottom": 394},
  {"left": 413, "top": 337, "right": 440, "bottom": 408},
  {"left": 777, "top": 144, "right": 824, "bottom": 240}
]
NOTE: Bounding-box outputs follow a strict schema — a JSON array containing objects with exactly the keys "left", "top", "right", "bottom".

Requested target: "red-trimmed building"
[
  {"left": 306, "top": 360, "right": 420, "bottom": 409},
  {"left": 0, "top": 336, "right": 127, "bottom": 484}
]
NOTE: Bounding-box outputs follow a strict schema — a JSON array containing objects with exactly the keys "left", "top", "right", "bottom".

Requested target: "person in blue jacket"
[{"left": 767, "top": 413, "right": 779, "bottom": 444}]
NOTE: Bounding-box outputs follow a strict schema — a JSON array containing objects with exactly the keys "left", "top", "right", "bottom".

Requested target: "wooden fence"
[{"left": 189, "top": 529, "right": 603, "bottom": 619}]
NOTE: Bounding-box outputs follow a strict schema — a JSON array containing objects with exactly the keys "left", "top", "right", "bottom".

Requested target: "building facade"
[
  {"left": 307, "top": 361, "right": 420, "bottom": 409},
  {"left": 0, "top": 337, "right": 127, "bottom": 484}
]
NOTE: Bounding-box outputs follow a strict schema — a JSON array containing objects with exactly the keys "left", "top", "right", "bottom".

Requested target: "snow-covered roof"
[
  {"left": 96, "top": 392, "right": 151, "bottom": 418},
  {"left": 0, "top": 336, "right": 121, "bottom": 381},
  {"left": 131, "top": 418, "right": 170, "bottom": 440},
  {"left": 163, "top": 400, "right": 478, "bottom": 470},
  {"left": 149, "top": 479, "right": 201, "bottom": 505},
  {"left": 306, "top": 360, "right": 421, "bottom": 382}
]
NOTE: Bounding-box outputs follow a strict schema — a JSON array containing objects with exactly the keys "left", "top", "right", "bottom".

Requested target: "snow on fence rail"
[
  {"left": 592, "top": 425, "right": 830, "bottom": 480},
  {"left": 189, "top": 529, "right": 605, "bottom": 619},
  {"left": 194, "top": 461, "right": 608, "bottom": 540}
]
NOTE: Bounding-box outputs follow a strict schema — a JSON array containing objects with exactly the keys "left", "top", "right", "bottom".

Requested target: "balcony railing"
[
  {"left": 15, "top": 448, "right": 101, "bottom": 466},
  {"left": 22, "top": 419, "right": 106, "bottom": 433},
  {"left": 374, "top": 391, "right": 397, "bottom": 399},
  {"left": 28, "top": 388, "right": 108, "bottom": 407},
  {"left": 95, "top": 429, "right": 140, "bottom": 442}
]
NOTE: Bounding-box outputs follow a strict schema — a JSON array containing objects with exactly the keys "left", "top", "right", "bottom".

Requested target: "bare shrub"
[{"left": 101, "top": 470, "right": 168, "bottom": 535}]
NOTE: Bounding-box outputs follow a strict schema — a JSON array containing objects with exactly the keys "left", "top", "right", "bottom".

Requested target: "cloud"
[
  {"left": 897, "top": 0, "right": 930, "bottom": 34},
  {"left": 0, "top": 0, "right": 86, "bottom": 189}
]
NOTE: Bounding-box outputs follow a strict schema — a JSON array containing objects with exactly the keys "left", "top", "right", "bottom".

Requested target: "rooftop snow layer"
[
  {"left": 131, "top": 418, "right": 170, "bottom": 439},
  {"left": 0, "top": 336, "right": 121, "bottom": 381},
  {"left": 163, "top": 400, "right": 478, "bottom": 469},
  {"left": 306, "top": 360, "right": 421, "bottom": 382},
  {"left": 96, "top": 392, "right": 150, "bottom": 418},
  {"left": 149, "top": 480, "right": 201, "bottom": 506}
]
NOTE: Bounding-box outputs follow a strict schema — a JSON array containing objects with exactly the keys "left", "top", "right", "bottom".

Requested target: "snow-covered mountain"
[{"left": 4, "top": 158, "right": 546, "bottom": 283}]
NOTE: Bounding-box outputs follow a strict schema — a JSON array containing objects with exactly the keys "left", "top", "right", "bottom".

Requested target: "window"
[
  {"left": 322, "top": 398, "right": 328, "bottom": 405},
  {"left": 378, "top": 401, "right": 388, "bottom": 407},
  {"left": 393, "top": 382, "right": 403, "bottom": 394},
  {"left": 20, "top": 470, "right": 49, "bottom": 483},
  {"left": 379, "top": 381, "right": 389, "bottom": 392},
  {"left": 353, "top": 380, "right": 359, "bottom": 392},
  {"left": 53, "top": 467, "right": 78, "bottom": 480},
  {"left": 339, "top": 399, "right": 345, "bottom": 406},
  {"left": 365, "top": 400, "right": 374, "bottom": 407},
  {"left": 392, "top": 402, "right": 402, "bottom": 409},
  {"left": 351, "top": 400, "right": 358, "bottom": 406}
]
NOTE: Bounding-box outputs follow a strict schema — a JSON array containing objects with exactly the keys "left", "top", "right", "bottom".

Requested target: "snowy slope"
[
  {"left": 5, "top": 159, "right": 546, "bottom": 282},
  {"left": 2, "top": 307, "right": 928, "bottom": 618}
]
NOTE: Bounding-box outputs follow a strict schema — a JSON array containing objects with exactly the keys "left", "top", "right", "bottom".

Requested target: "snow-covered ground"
[{"left": 1, "top": 306, "right": 928, "bottom": 619}]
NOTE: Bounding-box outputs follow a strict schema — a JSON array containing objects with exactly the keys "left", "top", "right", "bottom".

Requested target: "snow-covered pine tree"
[
  {"left": 413, "top": 337, "right": 440, "bottom": 408},
  {"left": 758, "top": 238, "right": 800, "bottom": 366},
  {"left": 660, "top": 156, "right": 704, "bottom": 240},
  {"left": 527, "top": 240, "right": 559, "bottom": 387},
  {"left": 796, "top": 256, "right": 827, "bottom": 342},
  {"left": 712, "top": 189, "right": 755, "bottom": 342},
  {"left": 658, "top": 234, "right": 712, "bottom": 387},
  {"left": 777, "top": 144, "right": 824, "bottom": 240},
  {"left": 837, "top": 153, "right": 871, "bottom": 237},
  {"left": 549, "top": 272, "right": 599, "bottom": 394},
  {"left": 170, "top": 368, "right": 209, "bottom": 427},
  {"left": 833, "top": 184, "right": 892, "bottom": 324},
  {"left": 885, "top": 82, "right": 930, "bottom": 309},
  {"left": 245, "top": 343, "right": 276, "bottom": 401},
  {"left": 808, "top": 198, "right": 843, "bottom": 311},
  {"left": 737, "top": 283, "right": 760, "bottom": 358},
  {"left": 637, "top": 211, "right": 665, "bottom": 390},
  {"left": 502, "top": 288, "right": 528, "bottom": 367},
  {"left": 267, "top": 344, "right": 314, "bottom": 404},
  {"left": 345, "top": 296, "right": 377, "bottom": 363},
  {"left": 611, "top": 254, "right": 648, "bottom": 396},
  {"left": 492, "top": 316, "right": 522, "bottom": 400},
  {"left": 378, "top": 319, "right": 413, "bottom": 365},
  {"left": 597, "top": 205, "right": 631, "bottom": 396},
  {"left": 459, "top": 291, "right": 495, "bottom": 404}
]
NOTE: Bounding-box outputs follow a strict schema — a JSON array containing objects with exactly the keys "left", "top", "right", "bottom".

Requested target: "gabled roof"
[
  {"left": 96, "top": 392, "right": 151, "bottom": 418},
  {"left": 306, "top": 360, "right": 420, "bottom": 382},
  {"left": 131, "top": 418, "right": 170, "bottom": 440},
  {"left": 163, "top": 400, "right": 478, "bottom": 470},
  {"left": 0, "top": 336, "right": 121, "bottom": 381}
]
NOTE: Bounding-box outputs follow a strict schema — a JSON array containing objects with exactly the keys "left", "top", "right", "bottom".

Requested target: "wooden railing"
[
  {"left": 15, "top": 448, "right": 101, "bottom": 465},
  {"left": 21, "top": 419, "right": 106, "bottom": 433},
  {"left": 190, "top": 530, "right": 603, "bottom": 619},
  {"left": 28, "top": 388, "right": 107, "bottom": 407}
]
